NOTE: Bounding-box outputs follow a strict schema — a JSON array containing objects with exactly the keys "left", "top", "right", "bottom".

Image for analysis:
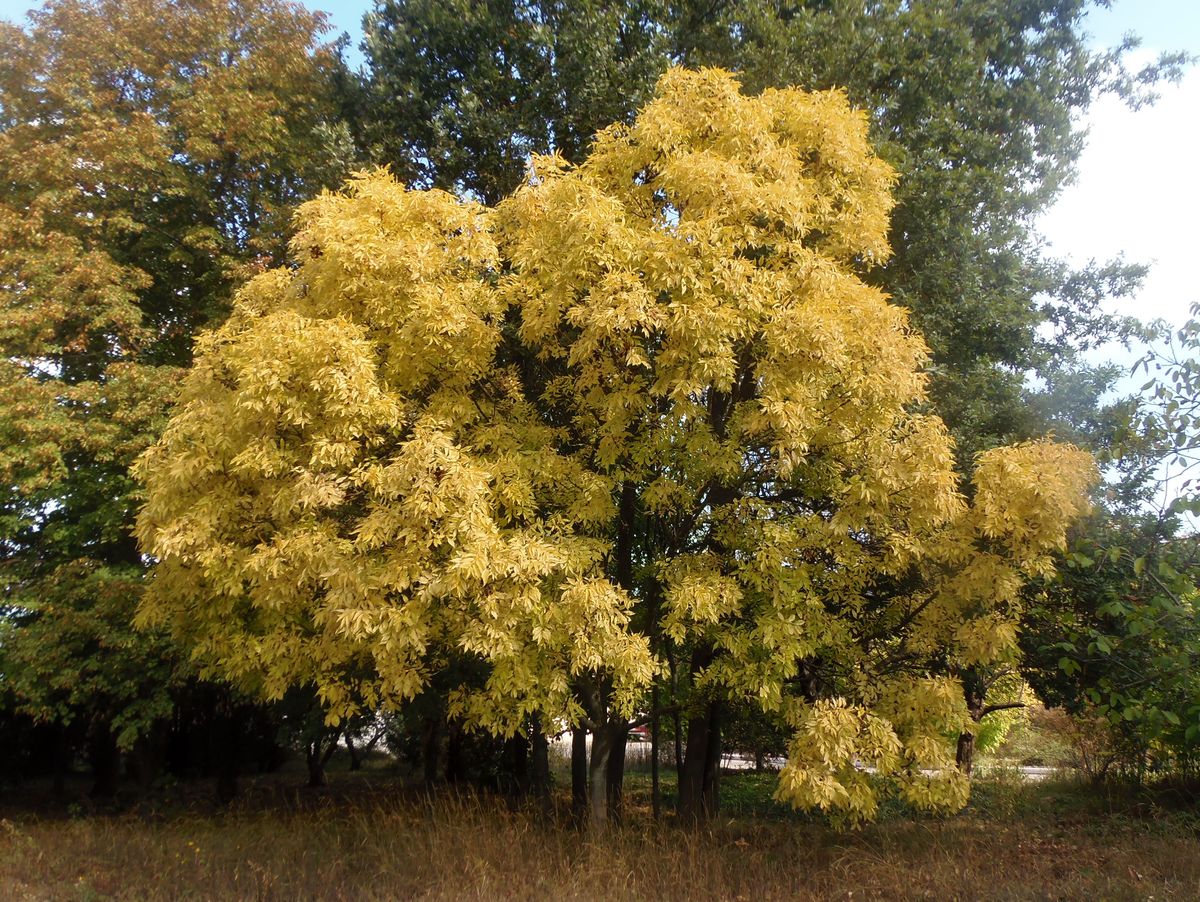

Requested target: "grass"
[{"left": 2, "top": 767, "right": 1199, "bottom": 900}]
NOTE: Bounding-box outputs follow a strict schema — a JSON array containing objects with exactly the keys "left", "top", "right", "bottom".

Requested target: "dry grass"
[{"left": 2, "top": 772, "right": 1199, "bottom": 901}]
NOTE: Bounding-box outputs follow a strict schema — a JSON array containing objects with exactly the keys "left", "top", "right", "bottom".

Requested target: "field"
[{"left": 3, "top": 767, "right": 1199, "bottom": 901}]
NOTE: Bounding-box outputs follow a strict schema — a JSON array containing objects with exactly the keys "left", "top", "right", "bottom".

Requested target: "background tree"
[
  {"left": 1022, "top": 307, "right": 1200, "bottom": 782},
  {"left": 1139, "top": 303, "right": 1200, "bottom": 517},
  {"left": 1023, "top": 516, "right": 1200, "bottom": 780},
  {"left": 359, "top": 0, "right": 672, "bottom": 204},
  {"left": 0, "top": 0, "right": 354, "bottom": 791}
]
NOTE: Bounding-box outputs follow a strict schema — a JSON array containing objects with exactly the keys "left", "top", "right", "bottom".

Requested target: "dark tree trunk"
[
  {"left": 591, "top": 481, "right": 636, "bottom": 826},
  {"left": 955, "top": 730, "right": 977, "bottom": 776},
  {"left": 679, "top": 697, "right": 722, "bottom": 825},
  {"left": 605, "top": 721, "right": 629, "bottom": 823},
  {"left": 571, "top": 726, "right": 588, "bottom": 820},
  {"left": 213, "top": 700, "right": 242, "bottom": 805},
  {"left": 129, "top": 727, "right": 165, "bottom": 797},
  {"left": 673, "top": 709, "right": 683, "bottom": 776},
  {"left": 348, "top": 723, "right": 385, "bottom": 772},
  {"left": 957, "top": 679, "right": 986, "bottom": 777},
  {"left": 667, "top": 651, "right": 683, "bottom": 775},
  {"left": 445, "top": 721, "right": 465, "bottom": 784},
  {"left": 305, "top": 731, "right": 339, "bottom": 788},
  {"left": 587, "top": 723, "right": 612, "bottom": 828},
  {"left": 52, "top": 723, "right": 70, "bottom": 799},
  {"left": 305, "top": 743, "right": 326, "bottom": 787},
  {"left": 650, "top": 682, "right": 661, "bottom": 821},
  {"left": 503, "top": 732, "right": 530, "bottom": 796}
]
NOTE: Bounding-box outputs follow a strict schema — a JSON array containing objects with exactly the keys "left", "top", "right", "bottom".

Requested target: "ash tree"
[
  {"left": 354, "top": 0, "right": 1186, "bottom": 806},
  {"left": 137, "top": 69, "right": 1095, "bottom": 826}
]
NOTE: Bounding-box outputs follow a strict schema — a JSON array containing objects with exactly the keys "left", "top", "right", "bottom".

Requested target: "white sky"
[{"left": 1040, "top": 57, "right": 1200, "bottom": 337}]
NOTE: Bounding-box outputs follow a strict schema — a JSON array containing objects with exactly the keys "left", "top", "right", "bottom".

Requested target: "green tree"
[
  {"left": 359, "top": 0, "right": 672, "bottom": 205},
  {"left": 1023, "top": 516, "right": 1200, "bottom": 780},
  {"left": 138, "top": 69, "right": 1095, "bottom": 826},
  {"left": 0, "top": 0, "right": 354, "bottom": 785},
  {"left": 1022, "top": 307, "right": 1200, "bottom": 781},
  {"left": 1140, "top": 303, "right": 1200, "bottom": 517}
]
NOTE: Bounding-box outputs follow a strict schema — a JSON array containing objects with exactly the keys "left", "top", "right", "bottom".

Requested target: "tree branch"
[{"left": 980, "top": 702, "right": 1026, "bottom": 718}]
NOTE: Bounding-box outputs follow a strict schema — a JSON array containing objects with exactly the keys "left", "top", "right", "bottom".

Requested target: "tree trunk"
[
  {"left": 305, "top": 744, "right": 324, "bottom": 787},
  {"left": 673, "top": 709, "right": 683, "bottom": 776},
  {"left": 445, "top": 721, "right": 465, "bottom": 784},
  {"left": 305, "top": 730, "right": 341, "bottom": 787},
  {"left": 956, "top": 683, "right": 985, "bottom": 777},
  {"left": 955, "top": 730, "right": 976, "bottom": 776},
  {"left": 571, "top": 726, "right": 588, "bottom": 820},
  {"left": 129, "top": 727, "right": 164, "bottom": 797},
  {"left": 668, "top": 651, "right": 683, "bottom": 775},
  {"left": 421, "top": 715, "right": 440, "bottom": 788},
  {"left": 679, "top": 697, "right": 722, "bottom": 825},
  {"left": 306, "top": 741, "right": 327, "bottom": 787},
  {"left": 503, "top": 732, "right": 530, "bottom": 797},
  {"left": 587, "top": 724, "right": 612, "bottom": 829},
  {"left": 213, "top": 702, "right": 241, "bottom": 805},
  {"left": 52, "top": 723, "right": 70, "bottom": 799},
  {"left": 605, "top": 721, "right": 629, "bottom": 824},
  {"left": 650, "top": 682, "right": 661, "bottom": 821}
]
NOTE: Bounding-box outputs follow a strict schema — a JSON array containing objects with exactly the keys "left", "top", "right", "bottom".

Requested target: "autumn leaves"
[{"left": 137, "top": 68, "right": 1095, "bottom": 821}]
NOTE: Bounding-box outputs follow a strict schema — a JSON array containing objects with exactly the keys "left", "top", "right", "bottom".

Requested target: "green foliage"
[
  {"left": 972, "top": 670, "right": 1031, "bottom": 755},
  {"left": 0, "top": 562, "right": 177, "bottom": 750},
  {"left": 1138, "top": 302, "right": 1200, "bottom": 517},
  {"left": 1024, "top": 515, "right": 1200, "bottom": 778},
  {"left": 986, "top": 705, "right": 1074, "bottom": 768},
  {"left": 1016, "top": 301, "right": 1200, "bottom": 783},
  {"left": 360, "top": 0, "right": 672, "bottom": 205}
]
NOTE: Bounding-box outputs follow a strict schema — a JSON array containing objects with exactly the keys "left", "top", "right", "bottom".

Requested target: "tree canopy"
[{"left": 138, "top": 68, "right": 1095, "bottom": 824}]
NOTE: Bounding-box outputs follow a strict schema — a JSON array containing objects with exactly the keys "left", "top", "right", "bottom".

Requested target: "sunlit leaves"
[{"left": 139, "top": 68, "right": 1095, "bottom": 815}]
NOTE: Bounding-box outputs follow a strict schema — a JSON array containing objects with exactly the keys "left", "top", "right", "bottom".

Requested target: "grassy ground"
[{"left": 2, "top": 766, "right": 1199, "bottom": 900}]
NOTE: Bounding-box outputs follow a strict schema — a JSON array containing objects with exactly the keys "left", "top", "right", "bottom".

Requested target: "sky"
[
  {"left": 0, "top": 0, "right": 1197, "bottom": 336},
  {"left": 1040, "top": 2, "right": 1200, "bottom": 334}
]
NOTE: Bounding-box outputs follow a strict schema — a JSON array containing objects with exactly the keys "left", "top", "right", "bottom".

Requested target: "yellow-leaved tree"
[{"left": 137, "top": 68, "right": 1094, "bottom": 827}]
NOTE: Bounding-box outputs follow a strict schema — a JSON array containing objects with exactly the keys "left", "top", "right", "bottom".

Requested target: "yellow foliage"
[{"left": 138, "top": 68, "right": 1095, "bottom": 812}]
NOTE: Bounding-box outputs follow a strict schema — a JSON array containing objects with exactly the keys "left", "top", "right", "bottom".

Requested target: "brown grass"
[{"left": 2, "top": 773, "right": 1198, "bottom": 901}]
